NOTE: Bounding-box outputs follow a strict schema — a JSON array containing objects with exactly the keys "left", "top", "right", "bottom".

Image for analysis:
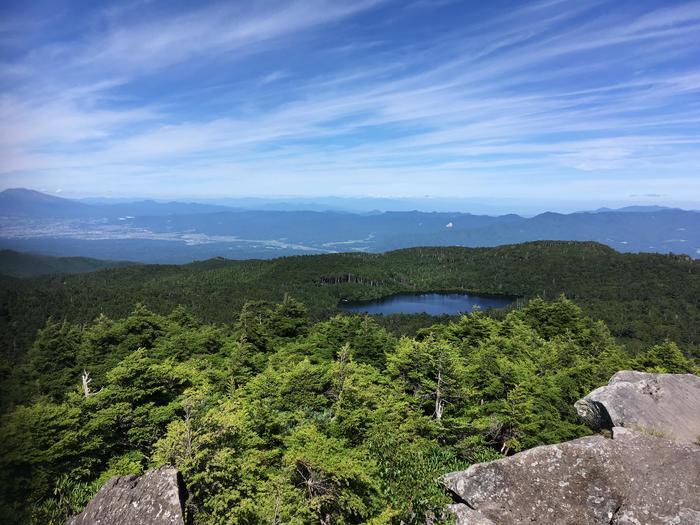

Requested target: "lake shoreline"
[{"left": 337, "top": 291, "right": 517, "bottom": 316}]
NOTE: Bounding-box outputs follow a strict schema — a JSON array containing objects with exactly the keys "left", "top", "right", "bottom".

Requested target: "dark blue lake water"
[{"left": 338, "top": 293, "right": 513, "bottom": 316}]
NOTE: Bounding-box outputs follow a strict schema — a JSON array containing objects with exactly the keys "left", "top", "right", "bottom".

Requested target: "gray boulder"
[
  {"left": 67, "top": 466, "right": 186, "bottom": 525},
  {"left": 574, "top": 370, "right": 700, "bottom": 443},
  {"left": 443, "top": 427, "right": 700, "bottom": 524},
  {"left": 446, "top": 504, "right": 496, "bottom": 524}
]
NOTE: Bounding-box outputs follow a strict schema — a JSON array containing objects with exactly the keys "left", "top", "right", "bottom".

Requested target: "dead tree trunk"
[
  {"left": 81, "top": 369, "right": 102, "bottom": 397},
  {"left": 434, "top": 370, "right": 445, "bottom": 420}
]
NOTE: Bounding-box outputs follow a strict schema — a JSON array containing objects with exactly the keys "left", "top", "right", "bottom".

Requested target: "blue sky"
[{"left": 1, "top": 0, "right": 700, "bottom": 209}]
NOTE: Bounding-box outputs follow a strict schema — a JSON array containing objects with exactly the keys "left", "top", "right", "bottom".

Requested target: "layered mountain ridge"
[{"left": 1, "top": 189, "right": 698, "bottom": 262}]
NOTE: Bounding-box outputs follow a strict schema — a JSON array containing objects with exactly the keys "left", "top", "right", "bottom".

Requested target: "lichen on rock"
[
  {"left": 443, "top": 372, "right": 700, "bottom": 524},
  {"left": 574, "top": 371, "right": 700, "bottom": 443},
  {"left": 66, "top": 466, "right": 186, "bottom": 525}
]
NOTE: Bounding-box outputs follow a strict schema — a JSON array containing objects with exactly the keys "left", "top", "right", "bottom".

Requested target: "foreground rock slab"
[
  {"left": 443, "top": 427, "right": 700, "bottom": 525},
  {"left": 574, "top": 370, "right": 700, "bottom": 443},
  {"left": 67, "top": 466, "right": 185, "bottom": 525}
]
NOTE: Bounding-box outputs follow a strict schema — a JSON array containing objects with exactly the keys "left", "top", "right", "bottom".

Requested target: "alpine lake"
[{"left": 338, "top": 292, "right": 513, "bottom": 316}]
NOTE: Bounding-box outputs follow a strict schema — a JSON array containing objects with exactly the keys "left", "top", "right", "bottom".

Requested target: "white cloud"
[
  {"left": 79, "top": 0, "right": 387, "bottom": 74},
  {"left": 260, "top": 70, "right": 289, "bottom": 84},
  {"left": 1, "top": 0, "right": 700, "bottom": 202}
]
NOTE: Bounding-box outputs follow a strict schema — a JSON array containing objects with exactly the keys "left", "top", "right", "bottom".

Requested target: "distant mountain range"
[
  {"left": 589, "top": 205, "right": 681, "bottom": 214},
  {"left": 0, "top": 188, "right": 698, "bottom": 262},
  {"left": 0, "top": 188, "right": 233, "bottom": 218}
]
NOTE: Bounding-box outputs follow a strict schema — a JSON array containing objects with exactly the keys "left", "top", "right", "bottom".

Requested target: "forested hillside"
[
  {"left": 1, "top": 295, "right": 696, "bottom": 524},
  {"left": 2, "top": 242, "right": 698, "bottom": 371}
]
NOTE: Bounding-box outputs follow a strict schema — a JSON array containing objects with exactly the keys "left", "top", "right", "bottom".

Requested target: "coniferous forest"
[
  {"left": 0, "top": 242, "right": 698, "bottom": 524},
  {"left": 5, "top": 1, "right": 700, "bottom": 522}
]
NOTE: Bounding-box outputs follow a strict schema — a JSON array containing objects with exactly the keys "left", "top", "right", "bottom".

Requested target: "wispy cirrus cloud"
[
  {"left": 80, "top": 0, "right": 387, "bottom": 74},
  {"left": 1, "top": 0, "right": 700, "bottom": 205}
]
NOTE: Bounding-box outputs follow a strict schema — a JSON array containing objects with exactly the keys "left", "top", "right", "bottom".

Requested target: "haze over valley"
[{"left": 1, "top": 188, "right": 698, "bottom": 263}]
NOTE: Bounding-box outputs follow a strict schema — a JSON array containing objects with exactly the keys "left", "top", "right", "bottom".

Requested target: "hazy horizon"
[{"left": 3, "top": 186, "right": 700, "bottom": 216}]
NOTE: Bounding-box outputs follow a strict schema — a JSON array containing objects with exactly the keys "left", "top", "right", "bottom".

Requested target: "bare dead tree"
[
  {"left": 81, "top": 369, "right": 103, "bottom": 397},
  {"left": 434, "top": 370, "right": 445, "bottom": 420},
  {"left": 183, "top": 403, "right": 194, "bottom": 459},
  {"left": 330, "top": 343, "right": 351, "bottom": 403},
  {"left": 294, "top": 459, "right": 336, "bottom": 521}
]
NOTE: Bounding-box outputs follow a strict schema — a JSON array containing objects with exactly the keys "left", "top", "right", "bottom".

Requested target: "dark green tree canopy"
[{"left": 0, "top": 297, "right": 697, "bottom": 524}]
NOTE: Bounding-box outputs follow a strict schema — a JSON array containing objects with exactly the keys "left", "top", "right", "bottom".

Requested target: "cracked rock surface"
[
  {"left": 443, "top": 371, "right": 700, "bottom": 525},
  {"left": 443, "top": 427, "right": 700, "bottom": 524},
  {"left": 66, "top": 466, "right": 186, "bottom": 525},
  {"left": 574, "top": 371, "right": 700, "bottom": 443}
]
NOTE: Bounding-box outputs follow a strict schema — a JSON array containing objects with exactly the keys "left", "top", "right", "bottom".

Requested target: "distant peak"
[
  {"left": 2, "top": 187, "right": 43, "bottom": 195},
  {"left": 0, "top": 188, "right": 74, "bottom": 202},
  {"left": 589, "top": 205, "right": 676, "bottom": 214}
]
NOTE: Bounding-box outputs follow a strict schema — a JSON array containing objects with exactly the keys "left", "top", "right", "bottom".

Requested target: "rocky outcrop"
[
  {"left": 444, "top": 427, "right": 700, "bottom": 524},
  {"left": 67, "top": 466, "right": 186, "bottom": 525},
  {"left": 574, "top": 370, "right": 700, "bottom": 443},
  {"left": 446, "top": 503, "right": 496, "bottom": 524},
  {"left": 444, "top": 371, "right": 700, "bottom": 524}
]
